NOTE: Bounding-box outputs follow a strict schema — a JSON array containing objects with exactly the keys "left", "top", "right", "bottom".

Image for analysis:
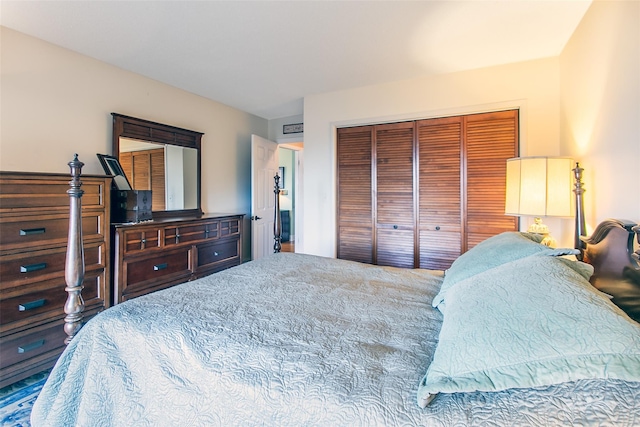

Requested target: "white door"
[{"left": 251, "top": 135, "right": 279, "bottom": 260}]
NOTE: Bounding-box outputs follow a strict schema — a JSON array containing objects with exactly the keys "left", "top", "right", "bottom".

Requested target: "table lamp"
[{"left": 505, "top": 157, "right": 574, "bottom": 247}]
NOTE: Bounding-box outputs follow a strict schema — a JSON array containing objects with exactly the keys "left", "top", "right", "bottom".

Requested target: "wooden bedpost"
[
  {"left": 573, "top": 162, "right": 587, "bottom": 260},
  {"left": 274, "top": 174, "right": 282, "bottom": 253},
  {"left": 64, "top": 154, "right": 85, "bottom": 344}
]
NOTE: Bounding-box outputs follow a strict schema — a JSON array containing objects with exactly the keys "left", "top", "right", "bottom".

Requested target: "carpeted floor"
[{"left": 0, "top": 371, "right": 49, "bottom": 427}]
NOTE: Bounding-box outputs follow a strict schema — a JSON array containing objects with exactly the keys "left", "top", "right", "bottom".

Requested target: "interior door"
[{"left": 251, "top": 134, "right": 279, "bottom": 260}]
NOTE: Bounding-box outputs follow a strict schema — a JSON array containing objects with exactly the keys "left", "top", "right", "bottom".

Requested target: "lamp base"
[{"left": 527, "top": 217, "right": 557, "bottom": 247}]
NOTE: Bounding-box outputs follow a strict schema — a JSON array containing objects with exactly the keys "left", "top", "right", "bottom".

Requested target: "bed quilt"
[{"left": 31, "top": 253, "right": 640, "bottom": 426}]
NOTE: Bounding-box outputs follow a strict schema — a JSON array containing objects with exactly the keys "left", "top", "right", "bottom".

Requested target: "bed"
[{"left": 31, "top": 163, "right": 640, "bottom": 426}]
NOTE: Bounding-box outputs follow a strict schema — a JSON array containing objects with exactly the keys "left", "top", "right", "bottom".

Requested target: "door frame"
[{"left": 277, "top": 139, "right": 304, "bottom": 253}]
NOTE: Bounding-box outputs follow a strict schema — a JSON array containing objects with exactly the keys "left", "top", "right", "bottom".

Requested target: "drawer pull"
[
  {"left": 20, "top": 262, "right": 47, "bottom": 273},
  {"left": 19, "top": 227, "right": 46, "bottom": 236},
  {"left": 18, "top": 299, "right": 47, "bottom": 311},
  {"left": 153, "top": 263, "right": 168, "bottom": 271},
  {"left": 214, "top": 252, "right": 219, "bottom": 256},
  {"left": 18, "top": 339, "right": 45, "bottom": 354}
]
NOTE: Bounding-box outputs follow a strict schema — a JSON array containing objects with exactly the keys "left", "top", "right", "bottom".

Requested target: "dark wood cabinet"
[
  {"left": 0, "top": 172, "right": 111, "bottom": 387},
  {"left": 337, "top": 110, "right": 518, "bottom": 269},
  {"left": 112, "top": 214, "right": 243, "bottom": 303}
]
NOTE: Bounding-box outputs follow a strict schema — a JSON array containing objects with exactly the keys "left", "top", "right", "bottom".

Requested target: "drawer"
[
  {"left": 0, "top": 213, "right": 105, "bottom": 252},
  {"left": 0, "top": 178, "right": 105, "bottom": 211},
  {"left": 164, "top": 220, "right": 220, "bottom": 246},
  {"left": 195, "top": 239, "right": 240, "bottom": 271},
  {"left": 0, "top": 321, "right": 67, "bottom": 370},
  {"left": 220, "top": 218, "right": 241, "bottom": 238},
  {"left": 0, "top": 244, "right": 103, "bottom": 289},
  {"left": 119, "top": 227, "right": 162, "bottom": 253},
  {"left": 123, "top": 248, "right": 191, "bottom": 294},
  {"left": 0, "top": 273, "right": 102, "bottom": 334}
]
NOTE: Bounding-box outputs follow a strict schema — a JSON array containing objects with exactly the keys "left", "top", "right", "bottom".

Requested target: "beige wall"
[
  {"left": 303, "top": 58, "right": 562, "bottom": 257},
  {"left": 0, "top": 27, "right": 268, "bottom": 261},
  {"left": 560, "top": 0, "right": 640, "bottom": 240}
]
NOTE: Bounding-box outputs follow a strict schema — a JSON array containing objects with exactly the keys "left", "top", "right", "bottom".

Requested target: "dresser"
[
  {"left": 112, "top": 214, "right": 243, "bottom": 303},
  {"left": 0, "top": 172, "right": 111, "bottom": 387}
]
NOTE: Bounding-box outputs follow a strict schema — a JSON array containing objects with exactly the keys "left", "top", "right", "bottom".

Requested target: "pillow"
[
  {"left": 417, "top": 254, "right": 640, "bottom": 408},
  {"left": 432, "top": 232, "right": 578, "bottom": 310}
]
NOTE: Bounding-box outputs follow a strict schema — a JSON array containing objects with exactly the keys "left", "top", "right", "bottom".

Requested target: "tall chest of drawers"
[
  {"left": 0, "top": 172, "right": 111, "bottom": 387},
  {"left": 113, "top": 214, "right": 243, "bottom": 303}
]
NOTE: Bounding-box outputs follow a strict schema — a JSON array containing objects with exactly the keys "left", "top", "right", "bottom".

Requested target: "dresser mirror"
[{"left": 112, "top": 113, "right": 203, "bottom": 219}]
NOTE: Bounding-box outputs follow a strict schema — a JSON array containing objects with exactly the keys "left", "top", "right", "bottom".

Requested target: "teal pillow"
[
  {"left": 418, "top": 254, "right": 640, "bottom": 408},
  {"left": 432, "top": 232, "right": 576, "bottom": 310}
]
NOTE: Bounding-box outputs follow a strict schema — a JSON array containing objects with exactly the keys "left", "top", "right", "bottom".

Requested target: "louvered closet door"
[
  {"left": 120, "top": 152, "right": 133, "bottom": 184},
  {"left": 337, "top": 126, "right": 373, "bottom": 263},
  {"left": 149, "top": 148, "right": 166, "bottom": 211},
  {"left": 417, "top": 117, "right": 462, "bottom": 270},
  {"left": 132, "top": 151, "right": 151, "bottom": 190},
  {"left": 465, "top": 110, "right": 518, "bottom": 249},
  {"left": 375, "top": 122, "right": 415, "bottom": 268}
]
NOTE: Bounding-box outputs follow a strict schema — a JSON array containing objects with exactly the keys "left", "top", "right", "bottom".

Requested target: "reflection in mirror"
[
  {"left": 112, "top": 113, "right": 203, "bottom": 219},
  {"left": 119, "top": 138, "right": 198, "bottom": 211}
]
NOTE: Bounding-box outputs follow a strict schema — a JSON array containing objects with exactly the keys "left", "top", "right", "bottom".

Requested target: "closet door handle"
[{"left": 20, "top": 227, "right": 46, "bottom": 236}]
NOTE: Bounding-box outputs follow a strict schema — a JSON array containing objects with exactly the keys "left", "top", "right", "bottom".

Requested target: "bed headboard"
[
  {"left": 582, "top": 219, "right": 640, "bottom": 322},
  {"left": 582, "top": 219, "right": 639, "bottom": 279}
]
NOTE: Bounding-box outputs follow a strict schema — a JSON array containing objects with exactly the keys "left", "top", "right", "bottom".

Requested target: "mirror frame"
[{"left": 112, "top": 113, "right": 203, "bottom": 219}]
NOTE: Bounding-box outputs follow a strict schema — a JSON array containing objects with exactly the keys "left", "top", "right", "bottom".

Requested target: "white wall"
[
  {"left": 0, "top": 27, "right": 268, "bottom": 261},
  {"left": 303, "top": 58, "right": 562, "bottom": 257},
  {"left": 560, "top": 0, "right": 640, "bottom": 239}
]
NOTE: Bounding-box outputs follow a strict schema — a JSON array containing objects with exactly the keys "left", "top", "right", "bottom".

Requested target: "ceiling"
[{"left": 1, "top": 1, "right": 592, "bottom": 120}]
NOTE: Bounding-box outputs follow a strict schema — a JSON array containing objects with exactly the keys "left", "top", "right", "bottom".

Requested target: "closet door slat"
[{"left": 337, "top": 127, "right": 374, "bottom": 263}]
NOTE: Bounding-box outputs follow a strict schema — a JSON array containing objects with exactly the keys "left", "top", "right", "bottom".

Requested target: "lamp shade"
[{"left": 505, "top": 157, "right": 573, "bottom": 217}]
